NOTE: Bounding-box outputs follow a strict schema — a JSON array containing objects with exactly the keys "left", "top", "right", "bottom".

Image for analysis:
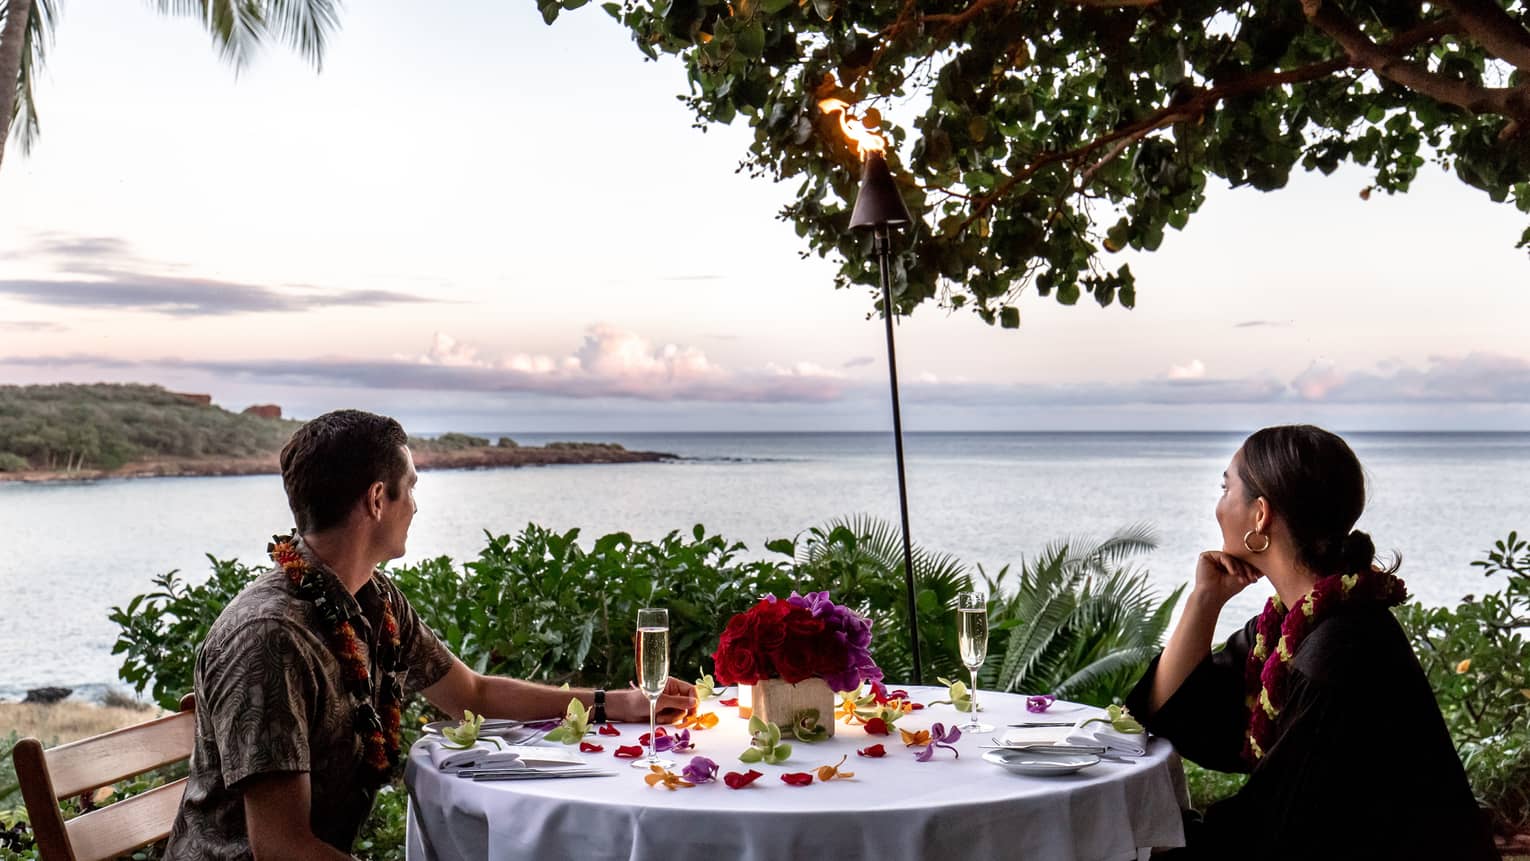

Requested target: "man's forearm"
[{"left": 1147, "top": 591, "right": 1222, "bottom": 714}]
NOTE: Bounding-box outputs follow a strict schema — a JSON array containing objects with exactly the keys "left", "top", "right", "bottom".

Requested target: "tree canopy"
[{"left": 548, "top": 0, "right": 1530, "bottom": 324}]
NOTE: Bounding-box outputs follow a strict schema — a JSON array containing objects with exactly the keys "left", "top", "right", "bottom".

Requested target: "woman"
[{"left": 1125, "top": 425, "right": 1496, "bottom": 859}]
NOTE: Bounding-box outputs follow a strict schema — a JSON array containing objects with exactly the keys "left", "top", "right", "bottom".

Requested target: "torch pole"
[{"left": 874, "top": 225, "right": 924, "bottom": 686}]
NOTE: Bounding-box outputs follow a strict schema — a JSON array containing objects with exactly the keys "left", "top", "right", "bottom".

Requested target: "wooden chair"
[{"left": 12, "top": 693, "right": 196, "bottom": 861}]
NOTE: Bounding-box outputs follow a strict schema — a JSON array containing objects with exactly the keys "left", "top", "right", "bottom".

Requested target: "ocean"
[{"left": 2, "top": 431, "right": 1526, "bottom": 703}]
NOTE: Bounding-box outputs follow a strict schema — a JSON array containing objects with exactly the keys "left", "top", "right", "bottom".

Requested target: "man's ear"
[{"left": 367, "top": 481, "right": 387, "bottom": 520}]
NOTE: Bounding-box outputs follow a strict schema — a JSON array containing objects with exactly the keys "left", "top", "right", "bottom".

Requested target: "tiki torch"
[{"left": 819, "top": 98, "right": 923, "bottom": 685}]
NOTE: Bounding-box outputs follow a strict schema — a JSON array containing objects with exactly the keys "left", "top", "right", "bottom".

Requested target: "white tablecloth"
[{"left": 405, "top": 687, "right": 1187, "bottom": 861}]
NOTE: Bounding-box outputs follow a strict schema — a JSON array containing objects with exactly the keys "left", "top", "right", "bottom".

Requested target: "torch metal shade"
[{"left": 850, "top": 151, "right": 912, "bottom": 231}]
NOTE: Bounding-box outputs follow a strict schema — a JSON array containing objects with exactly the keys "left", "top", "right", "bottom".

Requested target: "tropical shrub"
[
  {"left": 978, "top": 525, "right": 1183, "bottom": 706},
  {"left": 109, "top": 556, "right": 264, "bottom": 711},
  {"left": 1398, "top": 531, "right": 1530, "bottom": 835}
]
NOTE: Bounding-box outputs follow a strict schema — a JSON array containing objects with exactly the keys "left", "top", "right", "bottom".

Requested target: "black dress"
[{"left": 1125, "top": 604, "right": 1498, "bottom": 860}]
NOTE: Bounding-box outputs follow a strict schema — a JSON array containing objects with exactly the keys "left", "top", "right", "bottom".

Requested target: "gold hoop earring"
[{"left": 1243, "top": 530, "right": 1271, "bottom": 553}]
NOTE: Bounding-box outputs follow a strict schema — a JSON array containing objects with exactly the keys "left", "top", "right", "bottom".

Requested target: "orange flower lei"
[{"left": 269, "top": 533, "right": 404, "bottom": 784}]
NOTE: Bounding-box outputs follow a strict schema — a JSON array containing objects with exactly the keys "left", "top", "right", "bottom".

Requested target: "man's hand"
[{"left": 609, "top": 677, "right": 696, "bottom": 723}]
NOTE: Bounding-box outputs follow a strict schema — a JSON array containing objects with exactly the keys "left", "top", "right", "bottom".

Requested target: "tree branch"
[
  {"left": 946, "top": 15, "right": 1459, "bottom": 237},
  {"left": 1437, "top": 0, "right": 1530, "bottom": 72},
  {"left": 1303, "top": 0, "right": 1530, "bottom": 118}
]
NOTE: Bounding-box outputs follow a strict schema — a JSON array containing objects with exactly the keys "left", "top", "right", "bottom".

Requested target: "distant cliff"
[{"left": 0, "top": 384, "right": 673, "bottom": 482}]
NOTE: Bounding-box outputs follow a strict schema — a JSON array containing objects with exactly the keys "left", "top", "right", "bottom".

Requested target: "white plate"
[{"left": 983, "top": 747, "right": 1100, "bottom": 776}]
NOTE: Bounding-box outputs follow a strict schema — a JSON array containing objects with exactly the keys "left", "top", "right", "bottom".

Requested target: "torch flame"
[{"left": 818, "top": 97, "right": 885, "bottom": 159}]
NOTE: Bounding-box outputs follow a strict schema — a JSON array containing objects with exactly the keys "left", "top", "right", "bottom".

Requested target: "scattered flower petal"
[
  {"left": 863, "top": 717, "right": 890, "bottom": 736},
  {"left": 598, "top": 724, "right": 622, "bottom": 736},
  {"left": 724, "top": 769, "right": 764, "bottom": 789},
  {"left": 781, "top": 771, "right": 815, "bottom": 786},
  {"left": 1026, "top": 694, "right": 1056, "bottom": 713},
  {"left": 816, "top": 754, "right": 854, "bottom": 781},
  {"left": 579, "top": 741, "right": 604, "bottom": 753},
  {"left": 719, "top": 698, "right": 739, "bottom": 707},
  {"left": 644, "top": 765, "right": 694, "bottom": 790},
  {"left": 681, "top": 756, "right": 719, "bottom": 785},
  {"left": 614, "top": 745, "right": 644, "bottom": 758},
  {"left": 857, "top": 744, "right": 887, "bottom": 758},
  {"left": 900, "top": 728, "right": 932, "bottom": 747}
]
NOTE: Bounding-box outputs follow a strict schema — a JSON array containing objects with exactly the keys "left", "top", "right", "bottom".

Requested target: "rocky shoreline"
[{"left": 0, "top": 442, "right": 677, "bottom": 484}]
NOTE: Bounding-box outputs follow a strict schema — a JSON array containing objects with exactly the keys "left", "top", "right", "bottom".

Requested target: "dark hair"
[
  {"left": 1237, "top": 424, "right": 1399, "bottom": 576},
  {"left": 280, "top": 409, "right": 409, "bottom": 534}
]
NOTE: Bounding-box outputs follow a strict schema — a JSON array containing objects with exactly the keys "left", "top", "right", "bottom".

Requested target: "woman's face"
[{"left": 1217, "top": 448, "right": 1261, "bottom": 559}]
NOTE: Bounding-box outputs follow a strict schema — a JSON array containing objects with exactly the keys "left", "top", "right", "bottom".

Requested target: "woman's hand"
[
  {"left": 609, "top": 677, "right": 697, "bottom": 723},
  {"left": 1193, "top": 550, "right": 1263, "bottom": 608}
]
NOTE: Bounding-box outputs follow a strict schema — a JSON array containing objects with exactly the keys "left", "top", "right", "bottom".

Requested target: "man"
[{"left": 165, "top": 410, "right": 694, "bottom": 859}]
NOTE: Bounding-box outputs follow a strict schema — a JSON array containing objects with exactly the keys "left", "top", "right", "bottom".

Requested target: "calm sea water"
[{"left": 2, "top": 431, "right": 1526, "bottom": 702}]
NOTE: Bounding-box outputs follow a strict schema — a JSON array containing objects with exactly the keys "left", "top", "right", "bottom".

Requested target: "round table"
[{"left": 405, "top": 687, "right": 1187, "bottom": 861}]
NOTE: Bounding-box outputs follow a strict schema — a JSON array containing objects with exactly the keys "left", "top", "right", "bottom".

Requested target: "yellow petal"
[
  {"left": 838, "top": 770, "right": 854, "bottom": 779},
  {"left": 645, "top": 774, "right": 664, "bottom": 786}
]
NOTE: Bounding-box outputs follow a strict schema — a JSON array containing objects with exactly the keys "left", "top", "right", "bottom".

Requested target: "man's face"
[{"left": 380, "top": 446, "right": 418, "bottom": 561}]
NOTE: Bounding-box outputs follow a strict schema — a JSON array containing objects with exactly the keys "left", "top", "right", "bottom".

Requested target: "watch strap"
[{"left": 591, "top": 688, "right": 607, "bottom": 724}]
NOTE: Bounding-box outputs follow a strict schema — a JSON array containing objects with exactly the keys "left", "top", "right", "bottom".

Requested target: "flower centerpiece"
[{"left": 711, "top": 592, "right": 882, "bottom": 738}]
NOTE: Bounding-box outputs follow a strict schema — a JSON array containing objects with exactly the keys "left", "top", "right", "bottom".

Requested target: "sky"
[{"left": 1, "top": 0, "right": 1528, "bottom": 432}]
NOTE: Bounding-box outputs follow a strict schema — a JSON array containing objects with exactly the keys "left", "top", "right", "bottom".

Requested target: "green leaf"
[{"left": 737, "top": 20, "right": 766, "bottom": 57}]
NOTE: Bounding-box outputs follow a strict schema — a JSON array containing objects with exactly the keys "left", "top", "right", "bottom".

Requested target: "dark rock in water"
[{"left": 23, "top": 686, "right": 72, "bottom": 704}]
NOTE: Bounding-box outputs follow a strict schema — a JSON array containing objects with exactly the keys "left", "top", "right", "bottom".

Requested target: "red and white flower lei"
[{"left": 1241, "top": 567, "right": 1408, "bottom": 764}]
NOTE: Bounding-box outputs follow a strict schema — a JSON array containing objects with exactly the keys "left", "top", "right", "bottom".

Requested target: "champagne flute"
[
  {"left": 634, "top": 608, "right": 675, "bottom": 769},
  {"left": 955, "top": 590, "right": 994, "bottom": 733}
]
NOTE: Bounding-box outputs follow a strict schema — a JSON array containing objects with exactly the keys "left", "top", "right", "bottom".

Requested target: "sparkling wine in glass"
[
  {"left": 634, "top": 608, "right": 674, "bottom": 769},
  {"left": 956, "top": 591, "right": 994, "bottom": 733}
]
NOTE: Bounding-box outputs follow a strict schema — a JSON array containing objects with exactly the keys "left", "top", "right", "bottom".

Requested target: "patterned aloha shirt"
[{"left": 164, "top": 540, "right": 454, "bottom": 859}]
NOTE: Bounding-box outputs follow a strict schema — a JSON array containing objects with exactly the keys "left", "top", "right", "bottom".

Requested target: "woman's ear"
[{"left": 1254, "top": 497, "right": 1271, "bottom": 533}]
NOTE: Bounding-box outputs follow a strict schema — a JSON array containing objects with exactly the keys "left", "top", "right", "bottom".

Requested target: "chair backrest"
[{"left": 12, "top": 693, "right": 196, "bottom": 861}]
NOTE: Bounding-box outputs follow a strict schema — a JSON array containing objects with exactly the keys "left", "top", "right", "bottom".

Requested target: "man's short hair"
[{"left": 280, "top": 410, "right": 409, "bottom": 534}]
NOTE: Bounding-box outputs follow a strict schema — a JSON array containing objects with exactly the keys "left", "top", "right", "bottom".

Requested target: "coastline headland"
[{"left": 0, "top": 383, "right": 675, "bottom": 483}]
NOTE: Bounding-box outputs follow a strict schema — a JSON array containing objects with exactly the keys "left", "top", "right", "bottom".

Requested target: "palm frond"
[
  {"left": 149, "top": 0, "right": 335, "bottom": 71},
  {"left": 10, "top": 0, "right": 58, "bottom": 155},
  {"left": 1052, "top": 644, "right": 1162, "bottom": 698}
]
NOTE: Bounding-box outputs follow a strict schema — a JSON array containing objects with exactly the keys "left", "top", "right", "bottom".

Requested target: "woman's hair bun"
[{"left": 1338, "top": 530, "right": 1377, "bottom": 573}]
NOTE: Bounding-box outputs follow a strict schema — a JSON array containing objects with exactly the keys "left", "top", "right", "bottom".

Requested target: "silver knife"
[{"left": 1006, "top": 721, "right": 1076, "bottom": 728}]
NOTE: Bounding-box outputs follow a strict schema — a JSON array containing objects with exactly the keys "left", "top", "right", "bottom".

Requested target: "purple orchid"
[
  {"left": 913, "top": 722, "right": 962, "bottom": 762},
  {"left": 1026, "top": 694, "right": 1056, "bottom": 714},
  {"left": 669, "top": 729, "right": 694, "bottom": 753},
  {"left": 681, "top": 756, "right": 719, "bottom": 785}
]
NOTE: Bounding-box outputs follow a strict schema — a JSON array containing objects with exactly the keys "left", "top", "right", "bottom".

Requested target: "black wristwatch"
[{"left": 591, "top": 689, "right": 607, "bottom": 724}]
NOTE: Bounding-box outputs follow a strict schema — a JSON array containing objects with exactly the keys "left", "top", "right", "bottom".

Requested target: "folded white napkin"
[
  {"left": 1064, "top": 718, "right": 1147, "bottom": 757},
  {"left": 424, "top": 740, "right": 587, "bottom": 772},
  {"left": 1002, "top": 725, "right": 1073, "bottom": 747}
]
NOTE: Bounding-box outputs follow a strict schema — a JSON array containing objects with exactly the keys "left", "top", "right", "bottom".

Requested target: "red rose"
[
  {"left": 753, "top": 601, "right": 792, "bottom": 652},
  {"left": 715, "top": 642, "right": 760, "bottom": 685},
  {"left": 773, "top": 635, "right": 818, "bottom": 683}
]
